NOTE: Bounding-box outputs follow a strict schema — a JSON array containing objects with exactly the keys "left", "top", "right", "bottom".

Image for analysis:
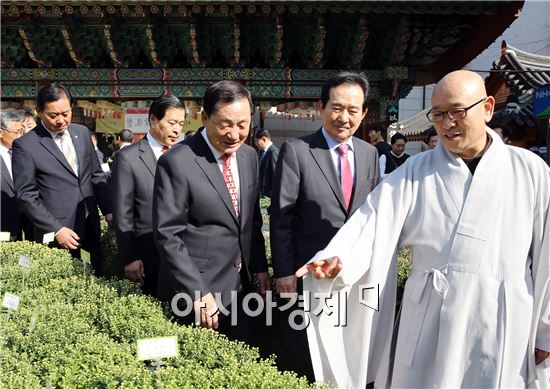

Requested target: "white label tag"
[
  {"left": 137, "top": 336, "right": 178, "bottom": 361},
  {"left": 101, "top": 162, "right": 111, "bottom": 173},
  {"left": 2, "top": 292, "right": 20, "bottom": 311},
  {"left": 19, "top": 255, "right": 31, "bottom": 269},
  {"left": 0, "top": 232, "right": 10, "bottom": 241},
  {"left": 42, "top": 232, "right": 55, "bottom": 244}
]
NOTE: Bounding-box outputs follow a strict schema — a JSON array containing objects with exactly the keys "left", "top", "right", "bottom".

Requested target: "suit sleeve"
[
  {"left": 249, "top": 154, "right": 268, "bottom": 273},
  {"left": 12, "top": 138, "right": 63, "bottom": 234},
  {"left": 270, "top": 141, "right": 301, "bottom": 278},
  {"left": 153, "top": 154, "right": 209, "bottom": 299},
  {"left": 111, "top": 151, "right": 139, "bottom": 265},
  {"left": 266, "top": 146, "right": 279, "bottom": 197},
  {"left": 87, "top": 129, "right": 112, "bottom": 215}
]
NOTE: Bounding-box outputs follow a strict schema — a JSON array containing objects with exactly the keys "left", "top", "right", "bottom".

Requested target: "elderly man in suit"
[
  {"left": 112, "top": 95, "right": 186, "bottom": 297},
  {"left": 12, "top": 83, "right": 112, "bottom": 274},
  {"left": 253, "top": 129, "right": 279, "bottom": 198},
  {"left": 153, "top": 81, "right": 270, "bottom": 345},
  {"left": 270, "top": 72, "right": 380, "bottom": 380},
  {"left": 0, "top": 110, "right": 32, "bottom": 240}
]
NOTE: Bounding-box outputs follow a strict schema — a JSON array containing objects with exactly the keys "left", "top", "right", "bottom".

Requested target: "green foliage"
[
  {"left": 0, "top": 241, "right": 313, "bottom": 388},
  {"left": 259, "top": 197, "right": 271, "bottom": 210},
  {"left": 397, "top": 248, "right": 413, "bottom": 289},
  {"left": 100, "top": 220, "right": 123, "bottom": 279}
]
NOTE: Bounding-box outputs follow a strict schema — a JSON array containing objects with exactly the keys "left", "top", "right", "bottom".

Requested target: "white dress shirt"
[
  {"left": 0, "top": 144, "right": 13, "bottom": 178},
  {"left": 321, "top": 127, "right": 356, "bottom": 181},
  {"left": 201, "top": 130, "right": 241, "bottom": 210},
  {"left": 147, "top": 133, "right": 170, "bottom": 160},
  {"left": 43, "top": 120, "right": 80, "bottom": 174}
]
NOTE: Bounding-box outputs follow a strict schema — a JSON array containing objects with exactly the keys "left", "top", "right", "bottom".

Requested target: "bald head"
[
  {"left": 430, "top": 70, "right": 495, "bottom": 159},
  {"left": 432, "top": 70, "right": 487, "bottom": 106}
]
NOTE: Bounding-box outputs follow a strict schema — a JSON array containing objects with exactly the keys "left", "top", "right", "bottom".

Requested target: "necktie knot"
[
  {"left": 161, "top": 145, "right": 169, "bottom": 153},
  {"left": 337, "top": 144, "right": 349, "bottom": 156},
  {"left": 222, "top": 153, "right": 232, "bottom": 165}
]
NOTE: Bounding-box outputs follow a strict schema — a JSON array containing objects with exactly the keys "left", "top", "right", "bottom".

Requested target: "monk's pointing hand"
[{"left": 295, "top": 257, "right": 342, "bottom": 279}]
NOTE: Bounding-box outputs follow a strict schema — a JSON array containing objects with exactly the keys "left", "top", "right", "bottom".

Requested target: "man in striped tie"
[{"left": 153, "top": 81, "right": 270, "bottom": 349}]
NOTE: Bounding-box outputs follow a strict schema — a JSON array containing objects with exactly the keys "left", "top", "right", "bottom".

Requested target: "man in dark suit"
[
  {"left": 153, "top": 81, "right": 270, "bottom": 345},
  {"left": 112, "top": 95, "right": 186, "bottom": 297},
  {"left": 253, "top": 129, "right": 279, "bottom": 198},
  {"left": 270, "top": 72, "right": 380, "bottom": 380},
  {"left": 0, "top": 110, "right": 32, "bottom": 240},
  {"left": 12, "top": 83, "right": 112, "bottom": 274}
]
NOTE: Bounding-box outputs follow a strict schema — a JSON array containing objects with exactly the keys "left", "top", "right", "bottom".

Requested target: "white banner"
[{"left": 124, "top": 108, "right": 150, "bottom": 133}]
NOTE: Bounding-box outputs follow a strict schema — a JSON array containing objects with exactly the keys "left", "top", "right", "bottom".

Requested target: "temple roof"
[
  {"left": 1, "top": 1, "right": 523, "bottom": 101},
  {"left": 389, "top": 107, "right": 431, "bottom": 137},
  {"left": 491, "top": 40, "right": 550, "bottom": 97}
]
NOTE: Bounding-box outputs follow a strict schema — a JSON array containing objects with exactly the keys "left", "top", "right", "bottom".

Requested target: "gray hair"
[{"left": 0, "top": 110, "right": 25, "bottom": 131}]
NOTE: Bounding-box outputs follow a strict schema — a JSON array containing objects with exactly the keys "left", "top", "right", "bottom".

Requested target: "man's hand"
[
  {"left": 55, "top": 227, "right": 80, "bottom": 250},
  {"left": 124, "top": 259, "right": 144, "bottom": 283},
  {"left": 255, "top": 272, "right": 272, "bottom": 297},
  {"left": 193, "top": 292, "right": 219, "bottom": 330},
  {"left": 295, "top": 256, "right": 342, "bottom": 279},
  {"left": 276, "top": 275, "right": 297, "bottom": 294},
  {"left": 535, "top": 348, "right": 550, "bottom": 365},
  {"left": 104, "top": 213, "right": 114, "bottom": 228}
]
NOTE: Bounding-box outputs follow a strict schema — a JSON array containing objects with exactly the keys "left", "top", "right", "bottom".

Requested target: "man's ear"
[
  {"left": 316, "top": 100, "right": 324, "bottom": 114},
  {"left": 484, "top": 96, "right": 496, "bottom": 123}
]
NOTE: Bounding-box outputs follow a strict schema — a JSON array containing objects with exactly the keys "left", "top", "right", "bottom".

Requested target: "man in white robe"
[{"left": 297, "top": 70, "right": 550, "bottom": 388}]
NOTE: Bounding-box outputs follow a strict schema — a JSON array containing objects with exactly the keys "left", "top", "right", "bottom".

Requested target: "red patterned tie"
[
  {"left": 161, "top": 145, "right": 169, "bottom": 153},
  {"left": 337, "top": 144, "right": 353, "bottom": 210},
  {"left": 222, "top": 154, "right": 239, "bottom": 216}
]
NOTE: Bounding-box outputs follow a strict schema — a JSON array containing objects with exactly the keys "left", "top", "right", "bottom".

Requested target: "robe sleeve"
[
  {"left": 525, "top": 162, "right": 550, "bottom": 387},
  {"left": 303, "top": 164, "right": 414, "bottom": 388},
  {"left": 531, "top": 164, "right": 550, "bottom": 352}
]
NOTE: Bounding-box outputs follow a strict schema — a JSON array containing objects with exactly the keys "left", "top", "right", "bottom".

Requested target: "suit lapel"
[
  {"left": 309, "top": 129, "right": 347, "bottom": 212},
  {"left": 349, "top": 142, "right": 367, "bottom": 215},
  {"left": 0, "top": 158, "right": 14, "bottom": 191},
  {"left": 69, "top": 125, "right": 84, "bottom": 177},
  {"left": 139, "top": 138, "right": 157, "bottom": 178},
  {"left": 192, "top": 136, "right": 239, "bottom": 224},
  {"left": 36, "top": 123, "right": 77, "bottom": 177},
  {"left": 236, "top": 147, "right": 248, "bottom": 226}
]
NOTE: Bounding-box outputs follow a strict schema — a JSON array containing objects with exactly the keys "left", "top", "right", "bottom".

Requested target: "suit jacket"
[
  {"left": 95, "top": 148, "right": 106, "bottom": 164},
  {"left": 12, "top": 122, "right": 112, "bottom": 247},
  {"left": 258, "top": 143, "right": 279, "bottom": 198},
  {"left": 153, "top": 133, "right": 268, "bottom": 308},
  {"left": 270, "top": 129, "right": 380, "bottom": 278},
  {"left": 111, "top": 138, "right": 157, "bottom": 265},
  {"left": 1, "top": 157, "right": 31, "bottom": 240}
]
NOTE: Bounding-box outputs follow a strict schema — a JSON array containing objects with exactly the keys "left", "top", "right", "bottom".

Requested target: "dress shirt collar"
[
  {"left": 321, "top": 127, "right": 354, "bottom": 152},
  {"left": 202, "top": 129, "right": 226, "bottom": 160},
  {"left": 0, "top": 144, "right": 10, "bottom": 155},
  {"left": 41, "top": 120, "right": 67, "bottom": 139},
  {"left": 146, "top": 132, "right": 167, "bottom": 152}
]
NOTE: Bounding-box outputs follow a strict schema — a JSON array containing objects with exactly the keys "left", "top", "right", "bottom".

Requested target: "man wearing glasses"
[
  {"left": 296, "top": 70, "right": 550, "bottom": 388},
  {"left": 0, "top": 110, "right": 32, "bottom": 240}
]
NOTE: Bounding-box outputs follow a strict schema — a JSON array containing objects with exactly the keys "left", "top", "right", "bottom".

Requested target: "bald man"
[{"left": 296, "top": 70, "right": 550, "bottom": 388}]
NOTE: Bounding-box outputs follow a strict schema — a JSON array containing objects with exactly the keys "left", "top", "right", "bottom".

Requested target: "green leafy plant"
[{"left": 0, "top": 241, "right": 315, "bottom": 388}]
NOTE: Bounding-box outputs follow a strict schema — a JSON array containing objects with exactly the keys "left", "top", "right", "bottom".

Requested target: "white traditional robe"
[{"left": 304, "top": 128, "right": 550, "bottom": 388}]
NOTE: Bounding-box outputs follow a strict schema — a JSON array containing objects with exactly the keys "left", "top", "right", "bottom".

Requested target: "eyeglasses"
[
  {"left": 2, "top": 128, "right": 25, "bottom": 135},
  {"left": 426, "top": 97, "right": 486, "bottom": 123}
]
